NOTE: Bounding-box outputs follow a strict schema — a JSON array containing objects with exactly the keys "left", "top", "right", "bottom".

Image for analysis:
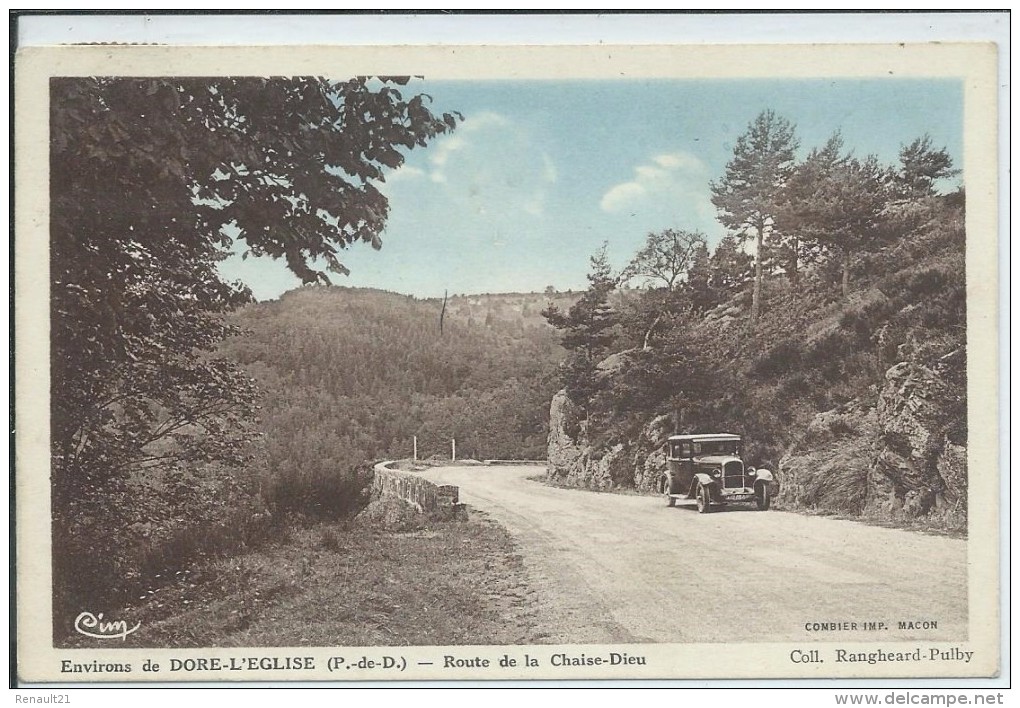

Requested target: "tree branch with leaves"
[
  {"left": 621, "top": 229, "right": 707, "bottom": 349},
  {"left": 49, "top": 76, "right": 460, "bottom": 621}
]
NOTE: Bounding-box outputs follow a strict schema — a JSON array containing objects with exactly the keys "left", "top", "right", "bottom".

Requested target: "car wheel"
[
  {"left": 696, "top": 483, "right": 712, "bottom": 514},
  {"left": 756, "top": 482, "right": 771, "bottom": 511},
  {"left": 663, "top": 477, "right": 676, "bottom": 506}
]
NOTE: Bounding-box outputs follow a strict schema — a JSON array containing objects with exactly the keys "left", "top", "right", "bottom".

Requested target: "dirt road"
[{"left": 422, "top": 464, "right": 968, "bottom": 645}]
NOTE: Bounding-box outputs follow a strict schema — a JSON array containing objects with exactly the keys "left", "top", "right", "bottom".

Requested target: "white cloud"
[
  {"left": 461, "top": 110, "right": 511, "bottom": 133},
  {"left": 384, "top": 112, "right": 523, "bottom": 192},
  {"left": 652, "top": 153, "right": 682, "bottom": 168},
  {"left": 652, "top": 152, "right": 702, "bottom": 170},
  {"left": 427, "top": 111, "right": 510, "bottom": 176},
  {"left": 635, "top": 165, "right": 668, "bottom": 181},
  {"left": 599, "top": 151, "right": 708, "bottom": 215},
  {"left": 428, "top": 135, "right": 465, "bottom": 170},
  {"left": 600, "top": 182, "right": 647, "bottom": 213}
]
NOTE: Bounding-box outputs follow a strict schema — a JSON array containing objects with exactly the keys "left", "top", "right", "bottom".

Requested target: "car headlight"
[
  {"left": 712, "top": 469, "right": 721, "bottom": 478},
  {"left": 748, "top": 469, "right": 757, "bottom": 476}
]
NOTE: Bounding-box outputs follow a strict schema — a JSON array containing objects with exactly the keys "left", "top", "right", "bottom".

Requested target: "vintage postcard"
[{"left": 14, "top": 39, "right": 1001, "bottom": 684}]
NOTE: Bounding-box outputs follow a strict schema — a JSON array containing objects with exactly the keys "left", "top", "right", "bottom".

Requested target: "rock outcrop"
[
  {"left": 546, "top": 389, "right": 586, "bottom": 484},
  {"left": 547, "top": 388, "right": 672, "bottom": 492},
  {"left": 546, "top": 388, "right": 626, "bottom": 489},
  {"left": 867, "top": 359, "right": 967, "bottom": 525},
  {"left": 630, "top": 414, "right": 673, "bottom": 492},
  {"left": 778, "top": 357, "right": 966, "bottom": 530},
  {"left": 551, "top": 349, "right": 967, "bottom": 532},
  {"left": 778, "top": 404, "right": 876, "bottom": 514}
]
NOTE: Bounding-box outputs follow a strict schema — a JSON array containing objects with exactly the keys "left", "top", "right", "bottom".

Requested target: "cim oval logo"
[{"left": 74, "top": 611, "right": 140, "bottom": 641}]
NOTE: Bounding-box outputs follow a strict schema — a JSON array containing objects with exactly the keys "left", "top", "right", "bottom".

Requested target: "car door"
[{"left": 678, "top": 441, "right": 695, "bottom": 495}]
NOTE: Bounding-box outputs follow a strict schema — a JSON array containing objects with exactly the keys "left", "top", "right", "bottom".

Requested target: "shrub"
[
  {"left": 782, "top": 446, "right": 870, "bottom": 516},
  {"left": 52, "top": 458, "right": 272, "bottom": 641},
  {"left": 751, "top": 338, "right": 803, "bottom": 378},
  {"left": 263, "top": 463, "right": 374, "bottom": 521},
  {"left": 780, "top": 371, "right": 810, "bottom": 396},
  {"left": 827, "top": 417, "right": 859, "bottom": 439},
  {"left": 319, "top": 526, "right": 344, "bottom": 552}
]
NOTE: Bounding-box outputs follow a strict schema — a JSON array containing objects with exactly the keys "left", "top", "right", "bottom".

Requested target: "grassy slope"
[{"left": 60, "top": 506, "right": 540, "bottom": 648}]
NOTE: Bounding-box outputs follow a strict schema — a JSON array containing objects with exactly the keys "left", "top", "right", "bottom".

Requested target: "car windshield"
[{"left": 693, "top": 440, "right": 740, "bottom": 456}]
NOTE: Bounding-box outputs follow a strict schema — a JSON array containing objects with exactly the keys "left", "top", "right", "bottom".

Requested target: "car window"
[{"left": 693, "top": 440, "right": 740, "bottom": 455}]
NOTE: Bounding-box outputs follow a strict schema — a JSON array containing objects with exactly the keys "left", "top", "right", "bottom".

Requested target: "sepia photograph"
[{"left": 13, "top": 26, "right": 1003, "bottom": 686}]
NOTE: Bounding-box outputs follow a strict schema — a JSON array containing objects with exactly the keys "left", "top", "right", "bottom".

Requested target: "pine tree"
[
  {"left": 709, "top": 234, "right": 754, "bottom": 292},
  {"left": 686, "top": 241, "right": 716, "bottom": 313},
  {"left": 776, "top": 132, "right": 847, "bottom": 285},
  {"left": 896, "top": 134, "right": 958, "bottom": 198},
  {"left": 542, "top": 244, "right": 618, "bottom": 414},
  {"left": 780, "top": 133, "right": 892, "bottom": 296},
  {"left": 710, "top": 110, "right": 799, "bottom": 324}
]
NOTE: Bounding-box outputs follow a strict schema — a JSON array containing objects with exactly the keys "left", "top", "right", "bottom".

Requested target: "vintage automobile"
[{"left": 659, "top": 433, "right": 776, "bottom": 513}]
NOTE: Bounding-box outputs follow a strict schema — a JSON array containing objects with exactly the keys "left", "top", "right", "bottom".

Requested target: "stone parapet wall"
[{"left": 372, "top": 461, "right": 459, "bottom": 513}]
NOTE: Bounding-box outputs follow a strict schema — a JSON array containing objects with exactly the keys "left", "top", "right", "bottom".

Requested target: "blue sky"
[{"left": 217, "top": 78, "right": 963, "bottom": 301}]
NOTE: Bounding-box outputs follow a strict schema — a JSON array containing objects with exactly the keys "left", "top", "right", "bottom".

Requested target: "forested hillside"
[
  {"left": 545, "top": 114, "right": 968, "bottom": 534},
  {"left": 223, "top": 286, "right": 566, "bottom": 517}
]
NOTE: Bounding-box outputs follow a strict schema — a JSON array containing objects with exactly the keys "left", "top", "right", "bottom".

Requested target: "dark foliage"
[
  {"left": 542, "top": 246, "right": 619, "bottom": 415},
  {"left": 895, "top": 134, "right": 959, "bottom": 199},
  {"left": 49, "top": 76, "right": 458, "bottom": 633}
]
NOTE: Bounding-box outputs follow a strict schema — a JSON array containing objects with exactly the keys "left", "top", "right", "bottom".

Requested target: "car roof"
[{"left": 668, "top": 434, "right": 741, "bottom": 442}]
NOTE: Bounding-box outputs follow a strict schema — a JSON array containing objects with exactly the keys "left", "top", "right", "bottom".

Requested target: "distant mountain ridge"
[{"left": 426, "top": 290, "right": 581, "bottom": 332}]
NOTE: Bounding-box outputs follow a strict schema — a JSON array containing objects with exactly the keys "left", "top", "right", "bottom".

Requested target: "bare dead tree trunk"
[
  {"left": 439, "top": 289, "right": 448, "bottom": 334},
  {"left": 788, "top": 235, "right": 800, "bottom": 287},
  {"left": 642, "top": 312, "right": 665, "bottom": 351}
]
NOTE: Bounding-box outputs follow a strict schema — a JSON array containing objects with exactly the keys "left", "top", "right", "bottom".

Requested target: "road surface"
[{"left": 422, "top": 464, "right": 968, "bottom": 645}]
